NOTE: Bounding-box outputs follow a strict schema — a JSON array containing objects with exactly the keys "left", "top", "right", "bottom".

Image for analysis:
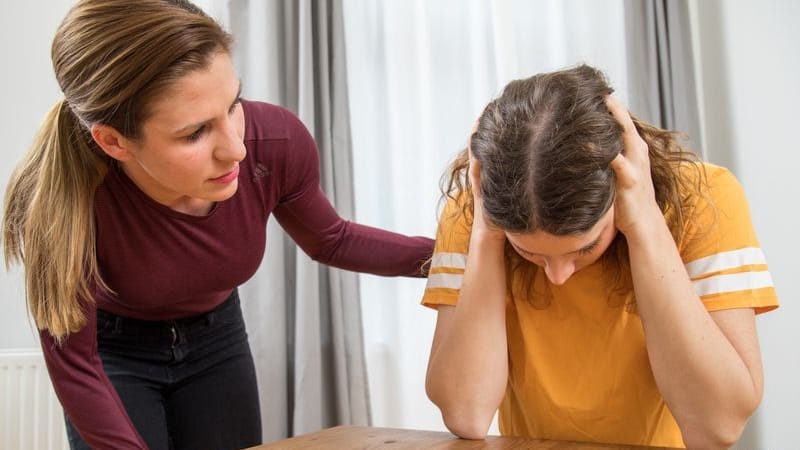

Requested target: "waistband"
[{"left": 96, "top": 289, "right": 240, "bottom": 334}]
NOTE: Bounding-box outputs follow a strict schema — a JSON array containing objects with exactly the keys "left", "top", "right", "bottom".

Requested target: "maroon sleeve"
[
  {"left": 40, "top": 304, "right": 147, "bottom": 449},
  {"left": 271, "top": 111, "right": 433, "bottom": 277}
]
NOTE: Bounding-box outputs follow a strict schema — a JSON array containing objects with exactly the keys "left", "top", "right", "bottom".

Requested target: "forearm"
[
  {"left": 41, "top": 330, "right": 147, "bottom": 449},
  {"left": 323, "top": 221, "right": 434, "bottom": 277},
  {"left": 626, "top": 216, "right": 760, "bottom": 447},
  {"left": 426, "top": 234, "right": 507, "bottom": 438},
  {"left": 274, "top": 190, "right": 434, "bottom": 277}
]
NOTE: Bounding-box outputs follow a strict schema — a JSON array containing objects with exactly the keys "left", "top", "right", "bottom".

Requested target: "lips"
[{"left": 210, "top": 165, "right": 240, "bottom": 184}]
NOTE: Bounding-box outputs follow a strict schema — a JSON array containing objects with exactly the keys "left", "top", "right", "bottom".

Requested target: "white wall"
[
  {"left": 0, "top": 0, "right": 75, "bottom": 350},
  {"left": 693, "top": 0, "right": 800, "bottom": 447}
]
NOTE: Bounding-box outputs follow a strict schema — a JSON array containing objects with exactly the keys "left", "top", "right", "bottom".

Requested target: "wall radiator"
[{"left": 1, "top": 349, "right": 68, "bottom": 450}]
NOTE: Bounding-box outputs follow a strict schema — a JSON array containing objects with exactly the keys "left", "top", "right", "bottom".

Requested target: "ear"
[{"left": 90, "top": 124, "right": 136, "bottom": 162}]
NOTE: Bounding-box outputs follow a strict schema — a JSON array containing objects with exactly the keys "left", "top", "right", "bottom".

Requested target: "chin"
[{"left": 212, "top": 180, "right": 240, "bottom": 201}]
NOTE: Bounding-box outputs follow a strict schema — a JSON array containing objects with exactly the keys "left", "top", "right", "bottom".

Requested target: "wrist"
[
  {"left": 467, "top": 229, "right": 506, "bottom": 266},
  {"left": 470, "top": 225, "right": 507, "bottom": 246},
  {"left": 622, "top": 208, "right": 671, "bottom": 246}
]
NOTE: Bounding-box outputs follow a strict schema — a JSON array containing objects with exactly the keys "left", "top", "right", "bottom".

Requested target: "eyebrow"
[
  {"left": 174, "top": 81, "right": 243, "bottom": 134},
  {"left": 510, "top": 228, "right": 605, "bottom": 257}
]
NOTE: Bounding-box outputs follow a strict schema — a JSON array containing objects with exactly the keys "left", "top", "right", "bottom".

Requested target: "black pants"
[{"left": 65, "top": 290, "right": 262, "bottom": 450}]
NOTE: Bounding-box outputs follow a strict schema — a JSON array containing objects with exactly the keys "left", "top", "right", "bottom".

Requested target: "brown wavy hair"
[
  {"left": 3, "top": 0, "right": 233, "bottom": 341},
  {"left": 441, "top": 64, "right": 705, "bottom": 308}
]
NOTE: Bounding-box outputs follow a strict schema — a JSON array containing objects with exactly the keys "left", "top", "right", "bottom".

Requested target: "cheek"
[
  {"left": 160, "top": 144, "right": 209, "bottom": 178},
  {"left": 575, "top": 253, "right": 601, "bottom": 270},
  {"left": 578, "top": 238, "right": 616, "bottom": 268}
]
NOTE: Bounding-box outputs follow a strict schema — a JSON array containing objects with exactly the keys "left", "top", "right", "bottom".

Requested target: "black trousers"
[{"left": 65, "top": 289, "right": 262, "bottom": 450}]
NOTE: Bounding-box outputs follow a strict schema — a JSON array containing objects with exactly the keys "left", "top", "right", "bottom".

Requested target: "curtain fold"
[
  {"left": 624, "top": 0, "right": 705, "bottom": 155},
  {"left": 209, "top": 0, "right": 369, "bottom": 442}
]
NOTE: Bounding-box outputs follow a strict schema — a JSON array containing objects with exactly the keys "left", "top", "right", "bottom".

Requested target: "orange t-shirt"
[{"left": 421, "top": 163, "right": 778, "bottom": 447}]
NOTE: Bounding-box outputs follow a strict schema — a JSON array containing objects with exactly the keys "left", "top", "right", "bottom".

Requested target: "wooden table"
[{"left": 248, "top": 425, "right": 680, "bottom": 449}]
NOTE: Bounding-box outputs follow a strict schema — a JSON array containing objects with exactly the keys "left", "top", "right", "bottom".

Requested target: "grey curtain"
[
  {"left": 624, "top": 0, "right": 705, "bottom": 155},
  {"left": 219, "top": 0, "right": 370, "bottom": 442}
]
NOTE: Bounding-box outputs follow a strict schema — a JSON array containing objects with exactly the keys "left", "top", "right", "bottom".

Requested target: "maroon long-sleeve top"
[{"left": 39, "top": 100, "right": 434, "bottom": 449}]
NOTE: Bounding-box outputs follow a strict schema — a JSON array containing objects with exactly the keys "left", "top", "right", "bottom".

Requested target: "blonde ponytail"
[{"left": 3, "top": 100, "right": 109, "bottom": 341}]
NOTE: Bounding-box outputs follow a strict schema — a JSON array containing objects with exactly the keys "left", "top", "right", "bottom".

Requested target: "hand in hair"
[
  {"left": 606, "top": 95, "right": 663, "bottom": 238},
  {"left": 467, "top": 126, "right": 505, "bottom": 243}
]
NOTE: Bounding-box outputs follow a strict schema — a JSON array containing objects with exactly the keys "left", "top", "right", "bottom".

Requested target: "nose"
[
  {"left": 544, "top": 258, "right": 576, "bottom": 285},
  {"left": 214, "top": 117, "right": 246, "bottom": 162}
]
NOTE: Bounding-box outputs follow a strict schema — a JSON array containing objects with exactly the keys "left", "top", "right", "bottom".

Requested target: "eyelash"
[
  {"left": 186, "top": 126, "right": 206, "bottom": 142},
  {"left": 578, "top": 242, "right": 599, "bottom": 255},
  {"left": 185, "top": 98, "right": 241, "bottom": 143},
  {"left": 230, "top": 97, "right": 242, "bottom": 113}
]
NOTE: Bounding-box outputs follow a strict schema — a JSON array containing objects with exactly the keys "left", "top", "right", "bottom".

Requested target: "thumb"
[
  {"left": 609, "top": 153, "right": 632, "bottom": 187},
  {"left": 609, "top": 153, "right": 625, "bottom": 172}
]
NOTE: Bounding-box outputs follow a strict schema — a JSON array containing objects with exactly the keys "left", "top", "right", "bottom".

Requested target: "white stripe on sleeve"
[
  {"left": 685, "top": 247, "right": 766, "bottom": 279},
  {"left": 431, "top": 252, "right": 467, "bottom": 270},
  {"left": 426, "top": 273, "right": 464, "bottom": 290},
  {"left": 692, "top": 270, "right": 774, "bottom": 297}
]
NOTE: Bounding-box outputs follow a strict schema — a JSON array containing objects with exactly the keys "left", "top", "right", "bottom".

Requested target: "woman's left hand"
[{"left": 605, "top": 95, "right": 663, "bottom": 237}]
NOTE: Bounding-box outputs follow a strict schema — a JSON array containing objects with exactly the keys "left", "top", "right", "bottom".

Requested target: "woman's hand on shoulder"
[{"left": 605, "top": 95, "right": 664, "bottom": 237}]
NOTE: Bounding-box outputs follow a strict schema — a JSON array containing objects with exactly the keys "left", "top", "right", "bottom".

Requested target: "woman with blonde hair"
[
  {"left": 423, "top": 65, "right": 777, "bottom": 448},
  {"left": 3, "top": 1, "right": 433, "bottom": 448}
]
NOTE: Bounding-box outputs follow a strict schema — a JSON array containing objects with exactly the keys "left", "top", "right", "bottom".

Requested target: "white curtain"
[{"left": 343, "top": 0, "right": 628, "bottom": 432}]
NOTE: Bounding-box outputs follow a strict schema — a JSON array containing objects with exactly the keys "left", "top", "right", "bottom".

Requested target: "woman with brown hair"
[
  {"left": 423, "top": 65, "right": 777, "bottom": 448},
  {"left": 3, "top": 1, "right": 433, "bottom": 448}
]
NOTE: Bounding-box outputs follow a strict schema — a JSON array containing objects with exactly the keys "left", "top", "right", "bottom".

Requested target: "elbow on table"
[
  {"left": 681, "top": 413, "right": 756, "bottom": 450},
  {"left": 682, "top": 428, "right": 741, "bottom": 450},
  {"left": 427, "top": 389, "right": 493, "bottom": 440},
  {"left": 682, "top": 389, "right": 762, "bottom": 449},
  {"left": 425, "top": 367, "right": 503, "bottom": 440},
  {"left": 440, "top": 409, "right": 492, "bottom": 440}
]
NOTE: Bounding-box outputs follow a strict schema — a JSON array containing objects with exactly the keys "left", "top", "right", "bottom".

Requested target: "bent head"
[{"left": 470, "top": 65, "right": 624, "bottom": 283}]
